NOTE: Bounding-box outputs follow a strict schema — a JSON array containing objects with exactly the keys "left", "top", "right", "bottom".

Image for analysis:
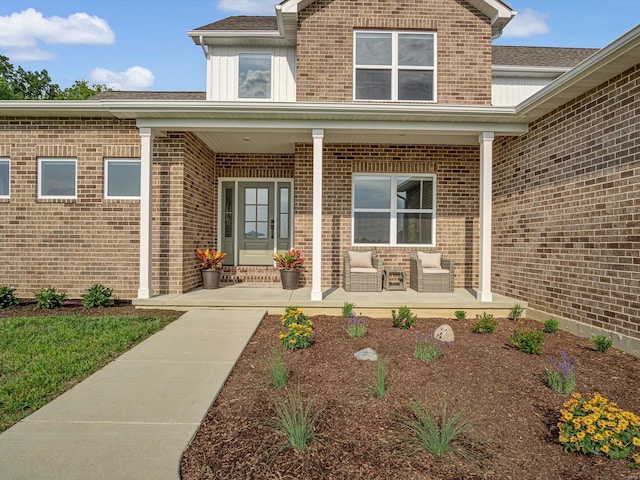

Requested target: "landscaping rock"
[
  {"left": 434, "top": 324, "right": 454, "bottom": 342},
  {"left": 354, "top": 347, "right": 378, "bottom": 361}
]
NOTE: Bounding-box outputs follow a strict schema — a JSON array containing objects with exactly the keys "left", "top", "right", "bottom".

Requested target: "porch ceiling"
[{"left": 194, "top": 129, "right": 482, "bottom": 153}]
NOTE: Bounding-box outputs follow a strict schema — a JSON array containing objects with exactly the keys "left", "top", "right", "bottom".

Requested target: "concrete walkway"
[{"left": 0, "top": 309, "right": 265, "bottom": 480}]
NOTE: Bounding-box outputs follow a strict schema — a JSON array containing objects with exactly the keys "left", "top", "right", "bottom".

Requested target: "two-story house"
[{"left": 1, "top": 1, "right": 639, "bottom": 350}]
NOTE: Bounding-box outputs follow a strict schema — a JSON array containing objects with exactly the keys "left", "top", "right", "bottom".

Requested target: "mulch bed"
[
  {"left": 0, "top": 301, "right": 177, "bottom": 320},
  {"left": 181, "top": 314, "right": 640, "bottom": 480}
]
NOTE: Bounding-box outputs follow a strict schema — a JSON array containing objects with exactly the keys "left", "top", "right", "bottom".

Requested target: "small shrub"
[
  {"left": 454, "top": 310, "right": 466, "bottom": 320},
  {"left": 267, "top": 347, "right": 288, "bottom": 389},
  {"left": 471, "top": 313, "right": 497, "bottom": 334},
  {"left": 343, "top": 315, "right": 368, "bottom": 338},
  {"left": 558, "top": 392, "right": 640, "bottom": 468},
  {"left": 509, "top": 303, "right": 523, "bottom": 320},
  {"left": 543, "top": 318, "right": 559, "bottom": 334},
  {"left": 0, "top": 286, "right": 19, "bottom": 309},
  {"left": 414, "top": 332, "right": 446, "bottom": 363},
  {"left": 369, "top": 356, "right": 389, "bottom": 399},
  {"left": 546, "top": 351, "right": 577, "bottom": 395},
  {"left": 392, "top": 305, "right": 416, "bottom": 330},
  {"left": 509, "top": 324, "right": 545, "bottom": 355},
  {"left": 34, "top": 287, "right": 67, "bottom": 309},
  {"left": 591, "top": 334, "right": 613, "bottom": 353},
  {"left": 272, "top": 386, "right": 319, "bottom": 451},
  {"left": 279, "top": 306, "right": 313, "bottom": 351},
  {"left": 81, "top": 283, "right": 114, "bottom": 308},
  {"left": 342, "top": 301, "right": 355, "bottom": 319},
  {"left": 398, "top": 398, "right": 491, "bottom": 462}
]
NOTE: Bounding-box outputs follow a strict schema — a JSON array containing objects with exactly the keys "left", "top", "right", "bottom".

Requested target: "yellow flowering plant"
[
  {"left": 278, "top": 306, "right": 313, "bottom": 351},
  {"left": 558, "top": 392, "right": 640, "bottom": 468}
]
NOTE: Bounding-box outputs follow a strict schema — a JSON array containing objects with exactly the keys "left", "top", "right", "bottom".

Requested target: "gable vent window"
[
  {"left": 238, "top": 53, "right": 272, "bottom": 100},
  {"left": 354, "top": 31, "right": 436, "bottom": 102}
]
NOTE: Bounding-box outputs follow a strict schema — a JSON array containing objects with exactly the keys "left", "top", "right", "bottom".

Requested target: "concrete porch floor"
[{"left": 133, "top": 285, "right": 525, "bottom": 318}]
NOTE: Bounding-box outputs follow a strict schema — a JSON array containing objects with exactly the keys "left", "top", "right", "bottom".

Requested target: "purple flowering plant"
[
  {"left": 413, "top": 332, "right": 446, "bottom": 363},
  {"left": 547, "top": 351, "right": 577, "bottom": 395},
  {"left": 343, "top": 314, "right": 368, "bottom": 338}
]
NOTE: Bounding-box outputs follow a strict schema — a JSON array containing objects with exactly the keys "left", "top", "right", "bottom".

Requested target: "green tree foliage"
[{"left": 0, "top": 55, "right": 110, "bottom": 100}]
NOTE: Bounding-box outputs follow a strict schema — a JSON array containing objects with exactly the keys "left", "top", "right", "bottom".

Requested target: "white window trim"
[
  {"left": 353, "top": 30, "right": 437, "bottom": 102},
  {"left": 104, "top": 158, "right": 141, "bottom": 200},
  {"left": 351, "top": 173, "right": 437, "bottom": 246},
  {"left": 37, "top": 157, "right": 77, "bottom": 200},
  {"left": 236, "top": 52, "right": 274, "bottom": 101},
  {"left": 0, "top": 158, "right": 9, "bottom": 199}
]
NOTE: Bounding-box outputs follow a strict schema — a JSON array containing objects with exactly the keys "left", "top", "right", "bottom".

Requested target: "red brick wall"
[
  {"left": 294, "top": 143, "right": 480, "bottom": 287},
  {"left": 493, "top": 64, "right": 640, "bottom": 339},
  {"left": 296, "top": 0, "right": 492, "bottom": 104}
]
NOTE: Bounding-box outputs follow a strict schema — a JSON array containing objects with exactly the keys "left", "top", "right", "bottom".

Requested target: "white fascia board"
[
  {"left": 0, "top": 100, "right": 111, "bottom": 117},
  {"left": 188, "top": 29, "right": 283, "bottom": 43},
  {"left": 516, "top": 24, "right": 640, "bottom": 119},
  {"left": 279, "top": 0, "right": 315, "bottom": 14},
  {"left": 135, "top": 117, "right": 527, "bottom": 136},
  {"left": 465, "top": 0, "right": 516, "bottom": 38}
]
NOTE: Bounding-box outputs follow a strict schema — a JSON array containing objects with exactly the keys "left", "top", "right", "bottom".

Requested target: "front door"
[
  {"left": 220, "top": 180, "right": 293, "bottom": 266},
  {"left": 238, "top": 182, "right": 274, "bottom": 265}
]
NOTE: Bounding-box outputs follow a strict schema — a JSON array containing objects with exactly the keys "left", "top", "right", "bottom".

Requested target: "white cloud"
[
  {"left": 0, "top": 8, "right": 115, "bottom": 49},
  {"left": 217, "top": 0, "right": 275, "bottom": 15},
  {"left": 502, "top": 8, "right": 550, "bottom": 38},
  {"left": 90, "top": 66, "right": 155, "bottom": 91},
  {"left": 6, "top": 48, "right": 56, "bottom": 62}
]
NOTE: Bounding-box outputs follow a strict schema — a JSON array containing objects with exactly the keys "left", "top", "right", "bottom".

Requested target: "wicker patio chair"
[
  {"left": 409, "top": 251, "right": 455, "bottom": 293},
  {"left": 343, "top": 251, "right": 383, "bottom": 292}
]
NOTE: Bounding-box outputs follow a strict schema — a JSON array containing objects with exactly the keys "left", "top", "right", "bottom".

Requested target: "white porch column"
[
  {"left": 477, "top": 132, "right": 494, "bottom": 302},
  {"left": 310, "top": 129, "right": 324, "bottom": 301},
  {"left": 138, "top": 127, "right": 153, "bottom": 299}
]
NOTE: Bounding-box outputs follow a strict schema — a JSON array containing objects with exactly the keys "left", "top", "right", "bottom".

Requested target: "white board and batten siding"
[
  {"left": 207, "top": 46, "right": 296, "bottom": 102},
  {"left": 492, "top": 76, "right": 555, "bottom": 106}
]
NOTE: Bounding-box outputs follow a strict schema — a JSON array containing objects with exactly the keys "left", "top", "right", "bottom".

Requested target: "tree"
[
  {"left": 57, "top": 80, "right": 110, "bottom": 100},
  {"left": 0, "top": 56, "right": 109, "bottom": 100}
]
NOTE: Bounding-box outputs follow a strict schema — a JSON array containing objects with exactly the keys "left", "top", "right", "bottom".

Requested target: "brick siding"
[
  {"left": 296, "top": 0, "right": 492, "bottom": 104},
  {"left": 493, "top": 64, "right": 640, "bottom": 339},
  {"left": 294, "top": 143, "right": 480, "bottom": 287}
]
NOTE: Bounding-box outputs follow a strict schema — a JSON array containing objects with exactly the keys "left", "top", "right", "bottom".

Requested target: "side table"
[{"left": 383, "top": 269, "right": 406, "bottom": 291}]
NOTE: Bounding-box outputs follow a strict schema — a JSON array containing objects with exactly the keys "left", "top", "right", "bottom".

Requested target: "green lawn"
[{"left": 0, "top": 312, "right": 180, "bottom": 432}]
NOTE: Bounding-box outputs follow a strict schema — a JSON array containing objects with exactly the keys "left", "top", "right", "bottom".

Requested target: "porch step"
[{"left": 221, "top": 266, "right": 281, "bottom": 286}]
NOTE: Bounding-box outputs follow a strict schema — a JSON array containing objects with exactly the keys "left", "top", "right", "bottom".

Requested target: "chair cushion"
[
  {"left": 351, "top": 267, "right": 378, "bottom": 273},
  {"left": 422, "top": 268, "right": 450, "bottom": 274},
  {"left": 417, "top": 251, "right": 442, "bottom": 269},
  {"left": 349, "top": 251, "right": 373, "bottom": 269}
]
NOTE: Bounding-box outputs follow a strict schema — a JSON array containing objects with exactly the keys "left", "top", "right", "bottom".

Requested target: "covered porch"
[{"left": 133, "top": 285, "right": 524, "bottom": 318}]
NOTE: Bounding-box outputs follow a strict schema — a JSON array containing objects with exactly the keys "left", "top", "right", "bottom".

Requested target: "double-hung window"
[
  {"left": 104, "top": 159, "right": 141, "bottom": 199},
  {"left": 0, "top": 158, "right": 9, "bottom": 198},
  {"left": 238, "top": 53, "right": 272, "bottom": 100},
  {"left": 353, "top": 174, "right": 436, "bottom": 245},
  {"left": 354, "top": 31, "right": 436, "bottom": 101},
  {"left": 38, "top": 158, "right": 77, "bottom": 199}
]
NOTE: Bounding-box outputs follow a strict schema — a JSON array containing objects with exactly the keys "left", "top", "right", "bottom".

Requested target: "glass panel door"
[{"left": 238, "top": 182, "right": 274, "bottom": 265}]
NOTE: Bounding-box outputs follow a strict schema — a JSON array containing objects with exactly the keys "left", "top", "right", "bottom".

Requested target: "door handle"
[{"left": 270, "top": 219, "right": 275, "bottom": 239}]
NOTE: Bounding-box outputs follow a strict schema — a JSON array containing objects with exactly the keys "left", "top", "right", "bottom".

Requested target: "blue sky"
[{"left": 0, "top": 1, "right": 638, "bottom": 92}]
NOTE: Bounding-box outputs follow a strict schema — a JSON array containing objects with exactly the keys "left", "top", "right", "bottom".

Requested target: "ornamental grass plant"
[
  {"left": 398, "top": 397, "right": 493, "bottom": 466},
  {"left": 558, "top": 392, "right": 640, "bottom": 468},
  {"left": 272, "top": 386, "right": 320, "bottom": 451}
]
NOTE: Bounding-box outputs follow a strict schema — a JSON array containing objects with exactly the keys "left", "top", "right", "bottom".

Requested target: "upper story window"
[
  {"left": 238, "top": 53, "right": 272, "bottom": 100},
  {"left": 104, "top": 159, "right": 141, "bottom": 199},
  {"left": 38, "top": 158, "right": 77, "bottom": 199},
  {"left": 352, "top": 174, "right": 436, "bottom": 246},
  {"left": 354, "top": 31, "right": 436, "bottom": 102},
  {"left": 0, "top": 158, "right": 9, "bottom": 198}
]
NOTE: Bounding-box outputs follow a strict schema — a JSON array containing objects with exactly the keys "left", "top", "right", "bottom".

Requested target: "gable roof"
[
  {"left": 190, "top": 0, "right": 516, "bottom": 47},
  {"left": 278, "top": 0, "right": 516, "bottom": 38},
  {"left": 493, "top": 46, "right": 599, "bottom": 68},
  {"left": 192, "top": 16, "right": 277, "bottom": 32}
]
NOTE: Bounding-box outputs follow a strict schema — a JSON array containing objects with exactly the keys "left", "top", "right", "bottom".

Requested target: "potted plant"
[
  {"left": 273, "top": 248, "right": 304, "bottom": 290},
  {"left": 196, "top": 248, "right": 226, "bottom": 289}
]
